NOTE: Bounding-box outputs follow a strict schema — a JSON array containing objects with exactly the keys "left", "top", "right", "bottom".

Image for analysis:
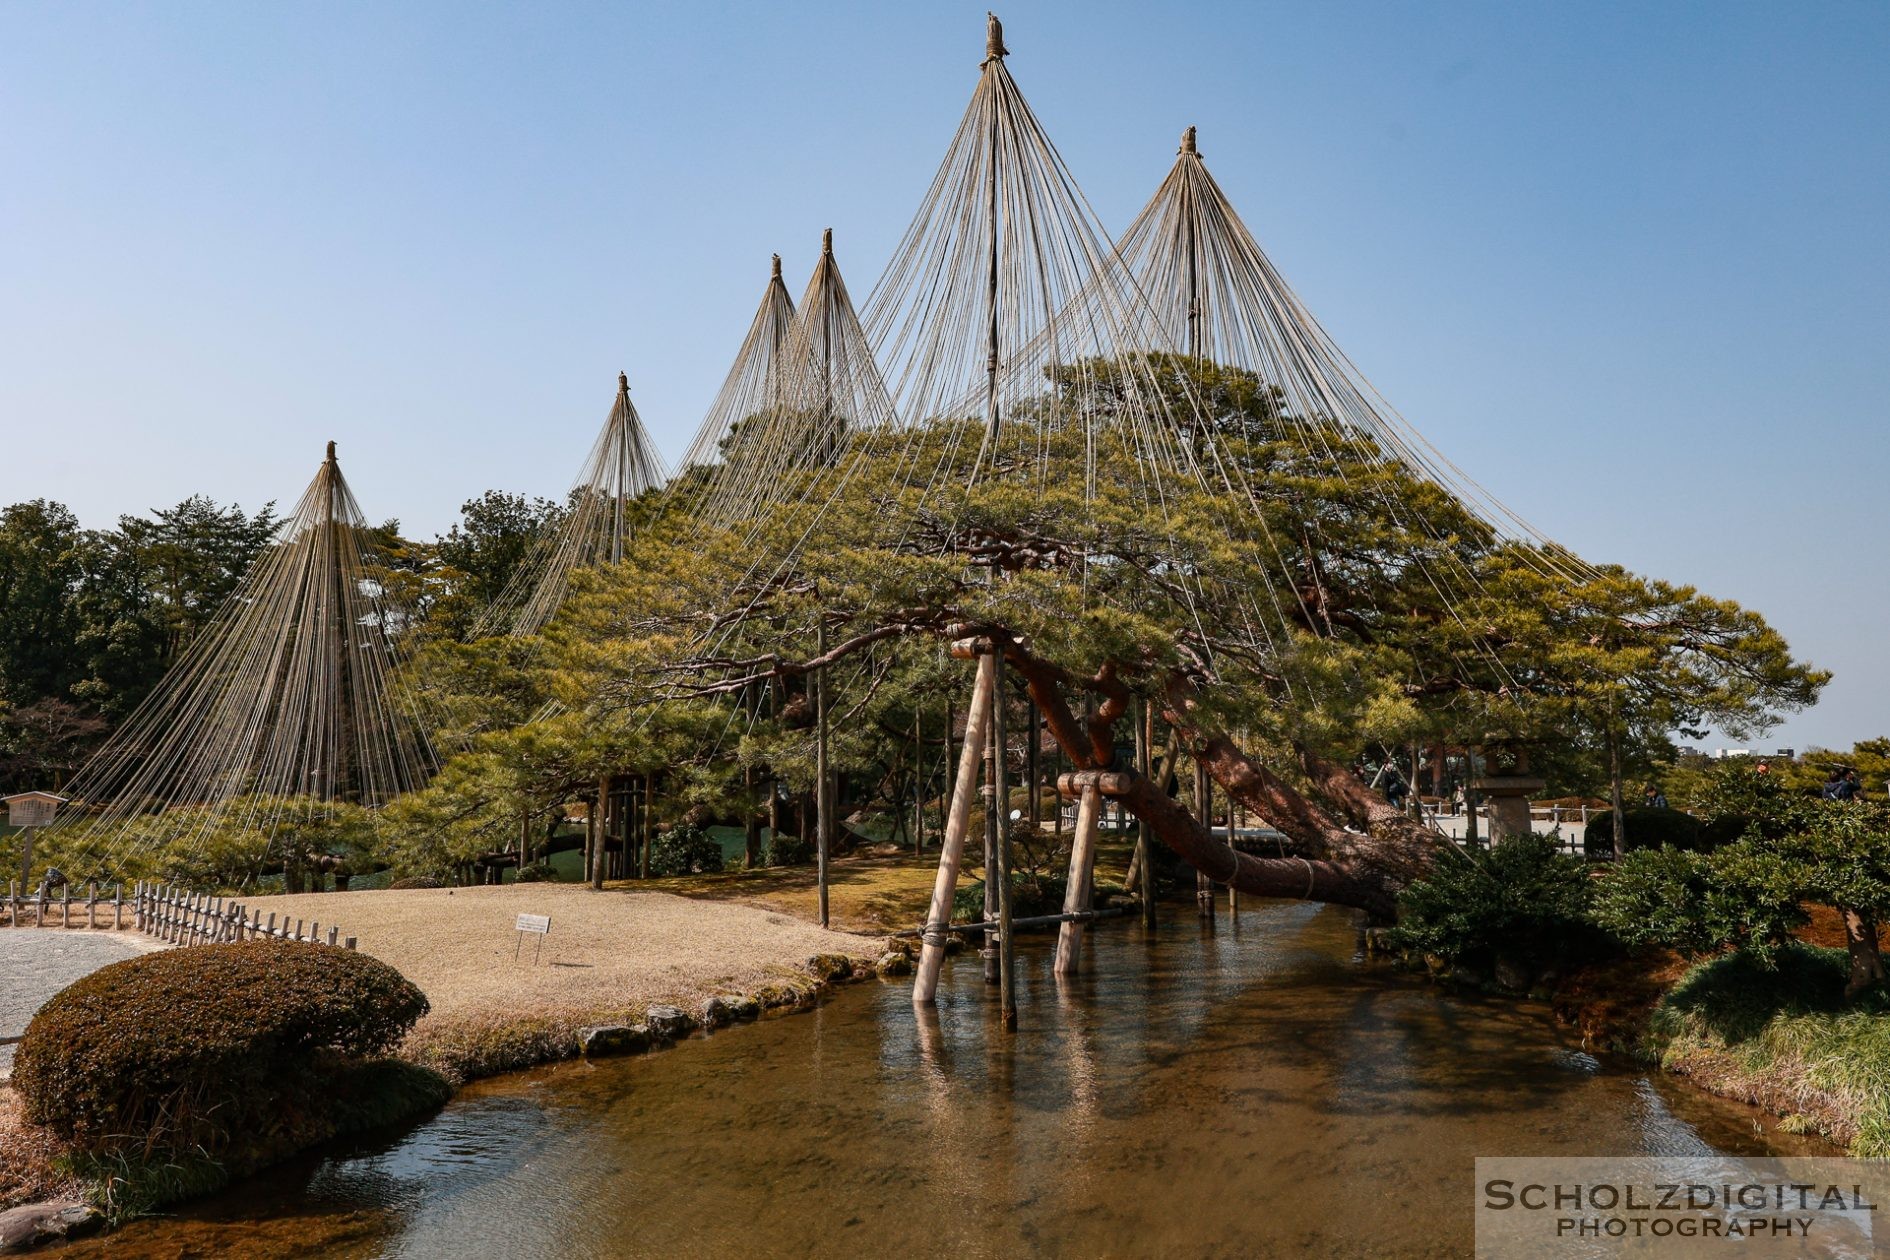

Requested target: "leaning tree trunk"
[
  {"left": 1840, "top": 907, "right": 1887, "bottom": 1000},
  {"left": 1001, "top": 643, "right": 1439, "bottom": 921}
]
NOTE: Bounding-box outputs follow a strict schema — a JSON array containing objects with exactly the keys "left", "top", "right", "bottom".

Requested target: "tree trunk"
[
  {"left": 1841, "top": 907, "right": 1886, "bottom": 999},
  {"left": 744, "top": 766, "right": 762, "bottom": 870},
  {"left": 1608, "top": 725, "right": 1627, "bottom": 861}
]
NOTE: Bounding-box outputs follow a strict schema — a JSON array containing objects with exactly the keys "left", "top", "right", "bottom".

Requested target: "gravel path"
[{"left": 0, "top": 931, "right": 163, "bottom": 1077}]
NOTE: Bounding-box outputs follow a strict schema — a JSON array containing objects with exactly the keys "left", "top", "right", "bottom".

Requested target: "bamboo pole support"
[
  {"left": 1194, "top": 757, "right": 1216, "bottom": 918},
  {"left": 815, "top": 618, "right": 832, "bottom": 929},
  {"left": 1054, "top": 781, "right": 1103, "bottom": 975},
  {"left": 912, "top": 652, "right": 997, "bottom": 1005},
  {"left": 992, "top": 653, "right": 1016, "bottom": 1029}
]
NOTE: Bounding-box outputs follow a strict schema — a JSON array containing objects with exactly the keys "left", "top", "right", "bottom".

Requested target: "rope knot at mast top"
[
  {"left": 984, "top": 11, "right": 1007, "bottom": 63},
  {"left": 771, "top": 253, "right": 782, "bottom": 280},
  {"left": 1180, "top": 124, "right": 1198, "bottom": 156},
  {"left": 324, "top": 439, "right": 337, "bottom": 464},
  {"left": 822, "top": 227, "right": 833, "bottom": 257}
]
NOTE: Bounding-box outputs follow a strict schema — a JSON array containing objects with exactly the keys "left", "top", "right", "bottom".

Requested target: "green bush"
[
  {"left": 763, "top": 830, "right": 814, "bottom": 867},
  {"left": 514, "top": 860, "right": 555, "bottom": 883},
  {"left": 1583, "top": 807, "right": 1707, "bottom": 857},
  {"left": 1389, "top": 835, "right": 1602, "bottom": 983},
  {"left": 649, "top": 823, "right": 726, "bottom": 877},
  {"left": 1589, "top": 841, "right": 1805, "bottom": 962},
  {"left": 13, "top": 941, "right": 434, "bottom": 1164}
]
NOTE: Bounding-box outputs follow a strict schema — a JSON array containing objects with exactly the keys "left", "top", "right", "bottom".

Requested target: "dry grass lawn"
[
  {"left": 249, "top": 883, "right": 880, "bottom": 1025},
  {"left": 241, "top": 884, "right": 883, "bottom": 1080}
]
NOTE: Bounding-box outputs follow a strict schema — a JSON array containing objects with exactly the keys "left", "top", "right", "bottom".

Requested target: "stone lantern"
[{"left": 1470, "top": 746, "right": 1544, "bottom": 845}]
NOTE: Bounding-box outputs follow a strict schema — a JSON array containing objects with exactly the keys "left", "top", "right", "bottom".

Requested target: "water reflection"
[{"left": 63, "top": 902, "right": 1830, "bottom": 1259}]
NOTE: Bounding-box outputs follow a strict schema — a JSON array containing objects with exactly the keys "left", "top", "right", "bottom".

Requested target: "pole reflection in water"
[{"left": 69, "top": 901, "right": 1837, "bottom": 1260}]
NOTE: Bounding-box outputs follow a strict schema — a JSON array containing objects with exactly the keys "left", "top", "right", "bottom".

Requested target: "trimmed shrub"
[
  {"left": 1589, "top": 841, "right": 1805, "bottom": 961},
  {"left": 649, "top": 823, "right": 726, "bottom": 877},
  {"left": 514, "top": 860, "right": 556, "bottom": 883},
  {"left": 763, "top": 830, "right": 814, "bottom": 868},
  {"left": 1583, "top": 806, "right": 1707, "bottom": 857},
  {"left": 1390, "top": 835, "right": 1604, "bottom": 984},
  {"left": 388, "top": 874, "right": 445, "bottom": 890},
  {"left": 13, "top": 941, "right": 433, "bottom": 1164}
]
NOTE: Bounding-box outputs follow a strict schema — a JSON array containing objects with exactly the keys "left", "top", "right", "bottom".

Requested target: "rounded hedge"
[
  {"left": 14, "top": 940, "right": 429, "bottom": 1158},
  {"left": 1583, "top": 806, "right": 1707, "bottom": 857}
]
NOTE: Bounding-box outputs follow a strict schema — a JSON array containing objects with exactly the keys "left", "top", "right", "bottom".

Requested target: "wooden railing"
[
  {"left": 3, "top": 880, "right": 132, "bottom": 929},
  {"left": 133, "top": 882, "right": 356, "bottom": 949}
]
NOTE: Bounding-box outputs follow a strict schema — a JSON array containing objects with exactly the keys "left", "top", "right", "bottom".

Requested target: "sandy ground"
[
  {"left": 0, "top": 931, "right": 166, "bottom": 1079},
  {"left": 244, "top": 884, "right": 881, "bottom": 1026}
]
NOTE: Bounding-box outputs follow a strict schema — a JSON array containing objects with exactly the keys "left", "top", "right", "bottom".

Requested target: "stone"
[
  {"left": 807, "top": 954, "right": 854, "bottom": 983},
  {"left": 644, "top": 1004, "right": 692, "bottom": 1042},
  {"left": 1493, "top": 954, "right": 1532, "bottom": 993},
  {"left": 700, "top": 996, "right": 734, "bottom": 1028},
  {"left": 875, "top": 951, "right": 913, "bottom": 978},
  {"left": 0, "top": 1202, "right": 102, "bottom": 1253},
  {"left": 725, "top": 994, "right": 761, "bottom": 1021},
  {"left": 576, "top": 1024, "right": 650, "bottom": 1058}
]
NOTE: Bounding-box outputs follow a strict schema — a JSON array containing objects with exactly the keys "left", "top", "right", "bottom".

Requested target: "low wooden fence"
[
  {"left": 3, "top": 881, "right": 131, "bottom": 929},
  {"left": 0, "top": 880, "right": 353, "bottom": 950},
  {"left": 134, "top": 883, "right": 357, "bottom": 950}
]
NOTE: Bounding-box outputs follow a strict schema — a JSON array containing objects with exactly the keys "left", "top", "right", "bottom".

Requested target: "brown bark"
[
  {"left": 996, "top": 637, "right": 1432, "bottom": 920},
  {"left": 1841, "top": 907, "right": 1886, "bottom": 1000}
]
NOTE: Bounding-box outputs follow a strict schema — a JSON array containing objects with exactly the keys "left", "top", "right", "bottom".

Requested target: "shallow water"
[{"left": 63, "top": 901, "right": 1828, "bottom": 1259}]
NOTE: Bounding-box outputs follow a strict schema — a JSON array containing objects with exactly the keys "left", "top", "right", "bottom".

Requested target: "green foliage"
[
  {"left": 13, "top": 941, "right": 432, "bottom": 1161},
  {"left": 648, "top": 823, "right": 725, "bottom": 876},
  {"left": 514, "top": 860, "right": 556, "bottom": 883},
  {"left": 0, "top": 495, "right": 278, "bottom": 791},
  {"left": 1389, "top": 835, "right": 1600, "bottom": 978},
  {"left": 763, "top": 829, "right": 813, "bottom": 867},
  {"left": 1582, "top": 806, "right": 1707, "bottom": 856},
  {"left": 1588, "top": 842, "right": 1805, "bottom": 960}
]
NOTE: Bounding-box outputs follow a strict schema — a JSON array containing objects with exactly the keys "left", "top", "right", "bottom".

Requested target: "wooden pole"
[
  {"left": 1194, "top": 756, "right": 1215, "bottom": 917},
  {"left": 1054, "top": 782, "right": 1103, "bottom": 974},
  {"left": 992, "top": 652, "right": 1016, "bottom": 1029},
  {"left": 815, "top": 618, "right": 832, "bottom": 929},
  {"left": 591, "top": 776, "right": 609, "bottom": 889},
  {"left": 913, "top": 708, "right": 926, "bottom": 856},
  {"left": 913, "top": 652, "right": 996, "bottom": 1005},
  {"left": 981, "top": 673, "right": 1001, "bottom": 987},
  {"left": 1026, "top": 696, "right": 1041, "bottom": 833}
]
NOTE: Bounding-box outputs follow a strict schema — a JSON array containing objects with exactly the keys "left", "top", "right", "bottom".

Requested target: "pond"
[{"left": 64, "top": 900, "right": 1827, "bottom": 1258}]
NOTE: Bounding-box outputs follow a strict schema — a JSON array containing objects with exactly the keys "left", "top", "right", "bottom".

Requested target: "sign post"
[
  {"left": 5, "top": 793, "right": 65, "bottom": 897},
  {"left": 514, "top": 912, "right": 551, "bottom": 964}
]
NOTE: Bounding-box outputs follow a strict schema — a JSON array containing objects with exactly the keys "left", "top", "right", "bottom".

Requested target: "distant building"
[{"left": 1710, "top": 748, "right": 1795, "bottom": 761}]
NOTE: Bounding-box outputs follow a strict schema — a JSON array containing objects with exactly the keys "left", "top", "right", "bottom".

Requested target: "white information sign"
[{"left": 513, "top": 912, "right": 551, "bottom": 964}]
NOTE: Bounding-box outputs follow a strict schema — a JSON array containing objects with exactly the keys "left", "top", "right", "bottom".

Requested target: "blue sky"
[{"left": 2, "top": 2, "right": 1885, "bottom": 750}]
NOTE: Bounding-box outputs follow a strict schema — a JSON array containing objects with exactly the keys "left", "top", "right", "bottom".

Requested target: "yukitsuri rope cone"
[
  {"left": 479, "top": 372, "right": 669, "bottom": 637},
  {"left": 56, "top": 443, "right": 437, "bottom": 858}
]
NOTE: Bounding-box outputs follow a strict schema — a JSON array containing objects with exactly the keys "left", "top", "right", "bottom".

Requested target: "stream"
[{"left": 59, "top": 900, "right": 1829, "bottom": 1258}]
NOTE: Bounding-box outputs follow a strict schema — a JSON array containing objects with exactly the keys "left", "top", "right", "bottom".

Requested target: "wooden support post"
[
  {"left": 815, "top": 618, "right": 831, "bottom": 929},
  {"left": 992, "top": 652, "right": 1016, "bottom": 1029},
  {"left": 61, "top": 883, "right": 71, "bottom": 929},
  {"left": 1194, "top": 757, "right": 1215, "bottom": 918},
  {"left": 1134, "top": 700, "right": 1157, "bottom": 927},
  {"left": 1026, "top": 696, "right": 1041, "bottom": 833},
  {"left": 913, "top": 708, "right": 925, "bottom": 856},
  {"left": 1054, "top": 782, "right": 1103, "bottom": 975},
  {"left": 591, "top": 776, "right": 610, "bottom": 889},
  {"left": 113, "top": 883, "right": 122, "bottom": 930},
  {"left": 913, "top": 651, "right": 996, "bottom": 1005},
  {"left": 640, "top": 773, "right": 654, "bottom": 880}
]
